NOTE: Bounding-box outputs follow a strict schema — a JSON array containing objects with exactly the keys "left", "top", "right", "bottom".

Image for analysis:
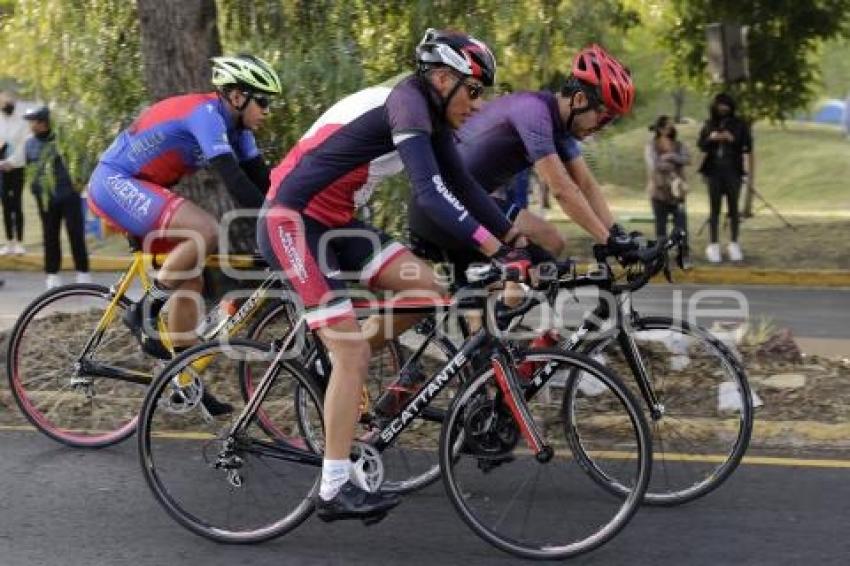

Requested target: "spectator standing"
[
  {"left": 697, "top": 92, "right": 754, "bottom": 263},
  {"left": 0, "top": 92, "right": 30, "bottom": 255},
  {"left": 645, "top": 115, "right": 691, "bottom": 267},
  {"left": 23, "top": 106, "right": 90, "bottom": 288}
]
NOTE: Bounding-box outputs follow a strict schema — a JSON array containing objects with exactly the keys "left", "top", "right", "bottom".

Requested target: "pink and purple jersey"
[{"left": 267, "top": 75, "right": 510, "bottom": 246}]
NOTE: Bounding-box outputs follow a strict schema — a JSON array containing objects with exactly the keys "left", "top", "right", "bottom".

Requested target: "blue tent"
[{"left": 810, "top": 99, "right": 846, "bottom": 125}]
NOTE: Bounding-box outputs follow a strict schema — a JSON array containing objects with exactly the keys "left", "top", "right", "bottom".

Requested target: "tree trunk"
[
  {"left": 136, "top": 0, "right": 254, "bottom": 252},
  {"left": 137, "top": 0, "right": 222, "bottom": 99}
]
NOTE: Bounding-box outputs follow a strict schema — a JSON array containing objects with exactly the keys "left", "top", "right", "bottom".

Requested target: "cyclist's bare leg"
[
  {"left": 167, "top": 276, "right": 204, "bottom": 348},
  {"left": 317, "top": 318, "right": 371, "bottom": 460},
  {"left": 149, "top": 202, "right": 218, "bottom": 345},
  {"left": 361, "top": 251, "right": 446, "bottom": 349},
  {"left": 154, "top": 202, "right": 218, "bottom": 286},
  {"left": 513, "top": 209, "right": 566, "bottom": 257}
]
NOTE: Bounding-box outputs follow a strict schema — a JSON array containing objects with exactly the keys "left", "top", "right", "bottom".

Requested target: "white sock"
[{"left": 319, "top": 458, "right": 351, "bottom": 501}]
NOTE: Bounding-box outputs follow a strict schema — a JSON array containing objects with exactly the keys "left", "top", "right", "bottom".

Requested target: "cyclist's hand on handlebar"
[
  {"left": 595, "top": 230, "right": 640, "bottom": 265},
  {"left": 492, "top": 245, "right": 532, "bottom": 280}
]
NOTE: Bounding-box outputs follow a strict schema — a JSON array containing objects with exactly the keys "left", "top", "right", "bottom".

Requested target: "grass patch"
[{"left": 589, "top": 120, "right": 850, "bottom": 213}]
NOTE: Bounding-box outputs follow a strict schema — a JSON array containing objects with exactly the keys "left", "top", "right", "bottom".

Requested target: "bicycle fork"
[
  {"left": 490, "top": 353, "right": 554, "bottom": 463},
  {"left": 616, "top": 296, "right": 664, "bottom": 420}
]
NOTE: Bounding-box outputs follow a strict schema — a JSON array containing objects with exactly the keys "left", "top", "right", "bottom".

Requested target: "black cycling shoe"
[
  {"left": 200, "top": 390, "right": 234, "bottom": 417},
  {"left": 314, "top": 481, "right": 400, "bottom": 524},
  {"left": 122, "top": 300, "right": 171, "bottom": 360}
]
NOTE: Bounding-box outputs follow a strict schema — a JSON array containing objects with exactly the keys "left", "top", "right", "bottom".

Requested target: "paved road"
[
  {"left": 0, "top": 430, "right": 848, "bottom": 566},
  {"left": 2, "top": 270, "right": 848, "bottom": 338}
]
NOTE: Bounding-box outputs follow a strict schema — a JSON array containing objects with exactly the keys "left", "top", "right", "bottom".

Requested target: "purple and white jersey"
[{"left": 457, "top": 91, "right": 582, "bottom": 191}]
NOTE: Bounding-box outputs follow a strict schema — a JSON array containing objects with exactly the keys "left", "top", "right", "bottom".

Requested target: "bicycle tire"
[
  {"left": 567, "top": 316, "right": 753, "bottom": 505},
  {"left": 6, "top": 284, "right": 154, "bottom": 447},
  {"left": 440, "top": 348, "right": 652, "bottom": 560},
  {"left": 138, "top": 338, "right": 322, "bottom": 543}
]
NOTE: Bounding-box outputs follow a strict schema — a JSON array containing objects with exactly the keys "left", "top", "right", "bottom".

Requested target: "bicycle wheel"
[
  {"left": 440, "top": 349, "right": 651, "bottom": 560},
  {"left": 6, "top": 284, "right": 155, "bottom": 447},
  {"left": 138, "top": 338, "right": 323, "bottom": 543},
  {"left": 245, "top": 304, "right": 463, "bottom": 494},
  {"left": 569, "top": 316, "right": 753, "bottom": 505}
]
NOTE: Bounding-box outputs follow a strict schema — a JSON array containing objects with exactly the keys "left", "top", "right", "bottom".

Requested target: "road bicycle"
[
  {"left": 287, "top": 231, "right": 753, "bottom": 506},
  {"left": 137, "top": 252, "right": 656, "bottom": 560}
]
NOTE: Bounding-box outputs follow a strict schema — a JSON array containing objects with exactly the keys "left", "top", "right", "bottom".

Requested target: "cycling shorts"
[
  {"left": 88, "top": 163, "right": 185, "bottom": 243},
  {"left": 258, "top": 206, "right": 408, "bottom": 329}
]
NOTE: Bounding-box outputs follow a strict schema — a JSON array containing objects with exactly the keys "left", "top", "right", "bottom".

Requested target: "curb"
[
  {"left": 656, "top": 267, "right": 850, "bottom": 288},
  {"left": 1, "top": 253, "right": 849, "bottom": 288}
]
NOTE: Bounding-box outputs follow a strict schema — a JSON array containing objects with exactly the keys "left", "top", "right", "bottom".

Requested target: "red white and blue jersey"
[
  {"left": 267, "top": 75, "right": 511, "bottom": 246},
  {"left": 99, "top": 93, "right": 260, "bottom": 187}
]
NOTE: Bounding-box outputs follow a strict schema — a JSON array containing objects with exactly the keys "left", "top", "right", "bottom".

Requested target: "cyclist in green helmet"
[{"left": 88, "top": 54, "right": 281, "bottom": 413}]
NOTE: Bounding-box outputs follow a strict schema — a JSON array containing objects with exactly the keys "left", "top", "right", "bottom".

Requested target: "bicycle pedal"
[{"left": 361, "top": 512, "right": 388, "bottom": 526}]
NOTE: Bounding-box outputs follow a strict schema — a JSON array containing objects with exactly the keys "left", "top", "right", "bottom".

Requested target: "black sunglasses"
[
  {"left": 243, "top": 92, "right": 272, "bottom": 109},
  {"left": 253, "top": 94, "right": 272, "bottom": 109}
]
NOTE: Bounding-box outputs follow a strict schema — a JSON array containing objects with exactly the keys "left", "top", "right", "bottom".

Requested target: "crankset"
[{"left": 462, "top": 394, "right": 519, "bottom": 471}]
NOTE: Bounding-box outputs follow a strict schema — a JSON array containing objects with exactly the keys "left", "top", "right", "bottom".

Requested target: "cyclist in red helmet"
[{"left": 410, "top": 43, "right": 639, "bottom": 276}]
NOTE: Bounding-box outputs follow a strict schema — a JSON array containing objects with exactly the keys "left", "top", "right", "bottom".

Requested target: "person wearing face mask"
[
  {"left": 697, "top": 92, "right": 754, "bottom": 263},
  {"left": 0, "top": 92, "right": 31, "bottom": 255},
  {"left": 23, "top": 106, "right": 91, "bottom": 289}
]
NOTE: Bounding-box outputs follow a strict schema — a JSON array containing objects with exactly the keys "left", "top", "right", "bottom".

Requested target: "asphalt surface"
[
  {"left": 1, "top": 276, "right": 848, "bottom": 564},
  {"left": 1, "top": 270, "right": 848, "bottom": 339},
  {"left": 0, "top": 430, "right": 848, "bottom": 566}
]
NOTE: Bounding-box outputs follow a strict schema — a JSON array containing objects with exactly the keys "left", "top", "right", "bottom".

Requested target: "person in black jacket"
[
  {"left": 24, "top": 106, "right": 91, "bottom": 288},
  {"left": 697, "top": 92, "right": 754, "bottom": 263}
]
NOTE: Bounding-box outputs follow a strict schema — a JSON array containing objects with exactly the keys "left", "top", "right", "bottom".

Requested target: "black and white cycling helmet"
[{"left": 415, "top": 28, "right": 496, "bottom": 87}]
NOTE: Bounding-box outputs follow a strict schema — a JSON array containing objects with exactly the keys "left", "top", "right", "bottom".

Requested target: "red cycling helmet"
[{"left": 571, "top": 44, "right": 635, "bottom": 115}]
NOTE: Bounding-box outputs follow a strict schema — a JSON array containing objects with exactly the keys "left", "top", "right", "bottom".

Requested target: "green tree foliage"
[
  {"left": 1, "top": 0, "right": 638, "bottom": 236},
  {"left": 219, "top": 0, "right": 638, "bottom": 234},
  {"left": 0, "top": 0, "right": 145, "bottom": 184},
  {"left": 663, "top": 0, "right": 850, "bottom": 121}
]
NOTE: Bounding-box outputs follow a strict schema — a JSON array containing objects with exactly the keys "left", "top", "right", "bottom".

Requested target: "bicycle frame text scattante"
[{"left": 227, "top": 294, "right": 557, "bottom": 467}]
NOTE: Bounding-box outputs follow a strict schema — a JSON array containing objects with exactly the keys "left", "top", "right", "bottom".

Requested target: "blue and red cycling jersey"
[{"left": 89, "top": 93, "right": 260, "bottom": 238}]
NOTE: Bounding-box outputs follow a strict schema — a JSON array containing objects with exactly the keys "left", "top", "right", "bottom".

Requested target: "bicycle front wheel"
[
  {"left": 138, "top": 338, "right": 323, "bottom": 543},
  {"left": 440, "top": 349, "right": 651, "bottom": 560},
  {"left": 6, "top": 284, "right": 155, "bottom": 447},
  {"left": 569, "top": 316, "right": 753, "bottom": 505}
]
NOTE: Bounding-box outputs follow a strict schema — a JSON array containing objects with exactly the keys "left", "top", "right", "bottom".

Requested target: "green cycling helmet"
[{"left": 211, "top": 54, "right": 282, "bottom": 95}]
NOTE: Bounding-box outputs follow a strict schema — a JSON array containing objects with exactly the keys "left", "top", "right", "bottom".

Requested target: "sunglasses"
[
  {"left": 463, "top": 81, "right": 485, "bottom": 100},
  {"left": 253, "top": 94, "right": 272, "bottom": 109},
  {"left": 244, "top": 92, "right": 272, "bottom": 109}
]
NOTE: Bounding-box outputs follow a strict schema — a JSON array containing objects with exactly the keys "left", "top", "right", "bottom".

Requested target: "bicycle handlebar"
[{"left": 457, "top": 228, "right": 686, "bottom": 327}]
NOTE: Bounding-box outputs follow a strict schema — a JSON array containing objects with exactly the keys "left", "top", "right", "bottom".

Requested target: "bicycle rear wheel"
[
  {"left": 6, "top": 284, "right": 155, "bottom": 447},
  {"left": 569, "top": 316, "right": 753, "bottom": 505},
  {"left": 138, "top": 338, "right": 323, "bottom": 543},
  {"left": 440, "top": 349, "right": 651, "bottom": 560}
]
